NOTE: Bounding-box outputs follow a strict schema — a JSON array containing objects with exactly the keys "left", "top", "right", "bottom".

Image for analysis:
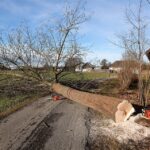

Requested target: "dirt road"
[{"left": 0, "top": 96, "right": 88, "bottom": 150}]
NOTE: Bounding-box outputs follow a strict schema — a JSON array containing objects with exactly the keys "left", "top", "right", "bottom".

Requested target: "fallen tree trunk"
[{"left": 52, "top": 83, "right": 134, "bottom": 122}]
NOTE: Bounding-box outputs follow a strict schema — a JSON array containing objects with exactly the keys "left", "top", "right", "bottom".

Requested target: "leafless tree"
[
  {"left": 147, "top": 0, "right": 150, "bottom": 4},
  {"left": 116, "top": 0, "right": 149, "bottom": 106},
  {"left": 0, "top": 25, "right": 47, "bottom": 81},
  {"left": 100, "top": 59, "right": 110, "bottom": 69},
  {"left": 118, "top": 50, "right": 139, "bottom": 91},
  {"left": 0, "top": 1, "right": 87, "bottom": 85},
  {"left": 65, "top": 57, "right": 83, "bottom": 72}
]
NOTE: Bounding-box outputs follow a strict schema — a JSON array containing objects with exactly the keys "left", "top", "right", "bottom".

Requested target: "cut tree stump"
[{"left": 52, "top": 83, "right": 135, "bottom": 123}]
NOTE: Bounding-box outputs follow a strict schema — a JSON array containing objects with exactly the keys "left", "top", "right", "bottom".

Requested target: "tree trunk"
[{"left": 52, "top": 83, "right": 134, "bottom": 122}]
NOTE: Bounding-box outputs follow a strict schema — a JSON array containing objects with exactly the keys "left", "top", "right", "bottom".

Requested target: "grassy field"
[
  {"left": 60, "top": 71, "right": 113, "bottom": 81},
  {"left": 0, "top": 70, "right": 114, "bottom": 118},
  {"left": 0, "top": 72, "right": 51, "bottom": 118}
]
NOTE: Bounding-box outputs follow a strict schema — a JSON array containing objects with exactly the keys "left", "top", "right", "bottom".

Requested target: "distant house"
[
  {"left": 75, "top": 63, "right": 83, "bottom": 72},
  {"left": 109, "top": 61, "right": 123, "bottom": 72},
  {"left": 109, "top": 60, "right": 139, "bottom": 73},
  {"left": 75, "top": 62, "right": 95, "bottom": 72},
  {"left": 94, "top": 66, "right": 102, "bottom": 72},
  {"left": 82, "top": 63, "right": 95, "bottom": 72}
]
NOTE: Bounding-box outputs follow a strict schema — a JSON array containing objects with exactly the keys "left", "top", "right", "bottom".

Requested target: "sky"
[{"left": 0, "top": 0, "right": 150, "bottom": 63}]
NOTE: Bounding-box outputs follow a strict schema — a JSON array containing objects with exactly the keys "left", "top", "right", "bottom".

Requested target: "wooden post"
[{"left": 52, "top": 83, "right": 135, "bottom": 122}]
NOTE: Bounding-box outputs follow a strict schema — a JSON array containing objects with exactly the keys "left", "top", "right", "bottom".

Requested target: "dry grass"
[
  {"left": 0, "top": 71, "right": 51, "bottom": 118},
  {"left": 0, "top": 70, "right": 113, "bottom": 118},
  {"left": 0, "top": 96, "right": 40, "bottom": 119}
]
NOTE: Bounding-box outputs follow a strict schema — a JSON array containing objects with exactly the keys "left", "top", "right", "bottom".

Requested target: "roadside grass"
[
  {"left": 0, "top": 70, "right": 114, "bottom": 82},
  {"left": 0, "top": 71, "right": 51, "bottom": 118},
  {"left": 0, "top": 95, "right": 41, "bottom": 119},
  {"left": 0, "top": 95, "right": 27, "bottom": 112}
]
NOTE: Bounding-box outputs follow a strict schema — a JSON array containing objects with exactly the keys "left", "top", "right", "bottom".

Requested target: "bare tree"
[
  {"left": 100, "top": 59, "right": 110, "bottom": 69},
  {"left": 0, "top": 1, "right": 87, "bottom": 85},
  {"left": 39, "top": 1, "right": 88, "bottom": 82},
  {"left": 116, "top": 0, "right": 149, "bottom": 106},
  {"left": 118, "top": 51, "right": 139, "bottom": 91},
  {"left": 65, "top": 57, "right": 83, "bottom": 72},
  {"left": 0, "top": 25, "right": 47, "bottom": 81},
  {"left": 147, "top": 0, "right": 150, "bottom": 4}
]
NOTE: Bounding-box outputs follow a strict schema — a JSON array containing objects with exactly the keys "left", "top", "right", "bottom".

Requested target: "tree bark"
[{"left": 52, "top": 83, "right": 134, "bottom": 122}]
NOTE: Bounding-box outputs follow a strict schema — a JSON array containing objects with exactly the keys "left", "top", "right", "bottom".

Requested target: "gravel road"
[{"left": 0, "top": 96, "right": 88, "bottom": 150}]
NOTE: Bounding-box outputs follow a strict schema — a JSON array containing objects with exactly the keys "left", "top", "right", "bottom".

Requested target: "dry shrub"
[{"left": 118, "top": 61, "right": 138, "bottom": 91}]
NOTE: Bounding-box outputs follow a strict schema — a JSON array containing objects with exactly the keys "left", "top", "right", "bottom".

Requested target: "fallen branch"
[{"left": 52, "top": 83, "right": 135, "bottom": 123}]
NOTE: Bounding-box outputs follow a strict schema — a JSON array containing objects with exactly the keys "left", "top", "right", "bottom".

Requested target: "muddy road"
[{"left": 0, "top": 96, "right": 88, "bottom": 150}]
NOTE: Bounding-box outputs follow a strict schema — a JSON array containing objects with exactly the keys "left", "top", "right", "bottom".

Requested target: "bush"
[{"left": 118, "top": 61, "right": 139, "bottom": 91}]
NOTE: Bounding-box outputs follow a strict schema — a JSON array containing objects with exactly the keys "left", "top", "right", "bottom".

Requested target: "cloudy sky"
[{"left": 0, "top": 0, "right": 150, "bottom": 62}]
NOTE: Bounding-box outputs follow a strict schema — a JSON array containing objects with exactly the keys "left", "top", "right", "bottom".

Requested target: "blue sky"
[{"left": 0, "top": 0, "right": 150, "bottom": 62}]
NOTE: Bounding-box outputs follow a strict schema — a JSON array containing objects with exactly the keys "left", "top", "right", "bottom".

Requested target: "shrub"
[{"left": 118, "top": 61, "right": 138, "bottom": 91}]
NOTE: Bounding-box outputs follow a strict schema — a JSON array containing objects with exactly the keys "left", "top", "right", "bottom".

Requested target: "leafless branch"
[{"left": 0, "top": 1, "right": 88, "bottom": 84}]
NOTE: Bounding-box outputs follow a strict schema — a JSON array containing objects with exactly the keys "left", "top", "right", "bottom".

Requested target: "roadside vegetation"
[
  {"left": 0, "top": 71, "right": 50, "bottom": 118},
  {"left": 1, "top": 67, "right": 150, "bottom": 119},
  {"left": 0, "top": 0, "right": 150, "bottom": 120},
  {"left": 0, "top": 70, "right": 114, "bottom": 118}
]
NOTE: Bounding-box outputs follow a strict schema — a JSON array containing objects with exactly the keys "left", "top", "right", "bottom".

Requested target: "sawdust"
[{"left": 88, "top": 110, "right": 150, "bottom": 150}]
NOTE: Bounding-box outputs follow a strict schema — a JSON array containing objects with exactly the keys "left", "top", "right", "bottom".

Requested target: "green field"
[{"left": 60, "top": 71, "right": 112, "bottom": 81}]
